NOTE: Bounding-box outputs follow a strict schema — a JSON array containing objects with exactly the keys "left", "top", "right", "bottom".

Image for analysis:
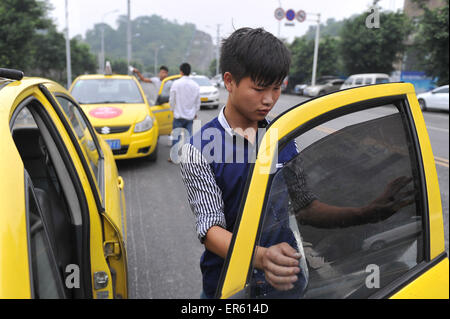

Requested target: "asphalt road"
[{"left": 118, "top": 88, "right": 449, "bottom": 299}]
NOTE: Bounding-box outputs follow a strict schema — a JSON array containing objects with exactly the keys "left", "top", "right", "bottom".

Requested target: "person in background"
[
  {"left": 133, "top": 65, "right": 169, "bottom": 91},
  {"left": 168, "top": 62, "right": 200, "bottom": 163}
]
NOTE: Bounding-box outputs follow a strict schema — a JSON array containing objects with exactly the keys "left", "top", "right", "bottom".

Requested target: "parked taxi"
[
  {"left": 216, "top": 82, "right": 448, "bottom": 299},
  {"left": 0, "top": 68, "right": 128, "bottom": 299},
  {"left": 70, "top": 70, "right": 174, "bottom": 161}
]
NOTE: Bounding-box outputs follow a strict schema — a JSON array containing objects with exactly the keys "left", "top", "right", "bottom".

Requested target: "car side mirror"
[{"left": 156, "top": 95, "right": 169, "bottom": 105}]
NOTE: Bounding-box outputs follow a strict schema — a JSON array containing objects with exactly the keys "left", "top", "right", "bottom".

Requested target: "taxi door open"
[
  {"left": 149, "top": 75, "right": 181, "bottom": 135},
  {"left": 217, "top": 83, "right": 449, "bottom": 299},
  {"left": 43, "top": 84, "right": 128, "bottom": 299}
]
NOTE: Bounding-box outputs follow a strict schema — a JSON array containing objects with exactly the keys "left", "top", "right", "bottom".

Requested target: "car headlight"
[{"left": 134, "top": 115, "right": 154, "bottom": 133}]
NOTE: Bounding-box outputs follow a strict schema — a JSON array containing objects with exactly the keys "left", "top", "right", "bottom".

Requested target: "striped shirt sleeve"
[{"left": 179, "top": 143, "right": 226, "bottom": 243}]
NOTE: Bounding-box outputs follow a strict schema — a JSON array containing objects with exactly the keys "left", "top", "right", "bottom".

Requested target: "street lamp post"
[
  {"left": 154, "top": 45, "right": 164, "bottom": 75},
  {"left": 127, "top": 0, "right": 132, "bottom": 74},
  {"left": 216, "top": 24, "right": 221, "bottom": 76},
  {"left": 65, "top": 0, "right": 72, "bottom": 88},
  {"left": 311, "top": 13, "right": 321, "bottom": 86},
  {"left": 100, "top": 9, "right": 119, "bottom": 73}
]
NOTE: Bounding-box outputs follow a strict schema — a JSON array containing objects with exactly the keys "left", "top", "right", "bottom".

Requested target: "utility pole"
[
  {"left": 216, "top": 24, "right": 221, "bottom": 76},
  {"left": 100, "top": 9, "right": 119, "bottom": 73},
  {"left": 127, "top": 0, "right": 132, "bottom": 74},
  {"left": 311, "top": 13, "right": 321, "bottom": 86},
  {"left": 154, "top": 45, "right": 164, "bottom": 75},
  {"left": 65, "top": 0, "right": 72, "bottom": 88}
]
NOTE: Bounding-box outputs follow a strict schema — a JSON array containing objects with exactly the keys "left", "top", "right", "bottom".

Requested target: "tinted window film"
[
  {"left": 248, "top": 104, "right": 425, "bottom": 299},
  {"left": 56, "top": 96, "right": 100, "bottom": 184}
]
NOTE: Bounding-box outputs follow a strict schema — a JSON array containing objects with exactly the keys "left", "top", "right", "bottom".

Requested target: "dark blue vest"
[{"left": 189, "top": 117, "right": 306, "bottom": 298}]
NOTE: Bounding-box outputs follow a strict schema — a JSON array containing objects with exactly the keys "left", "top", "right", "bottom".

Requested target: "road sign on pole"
[
  {"left": 286, "top": 9, "right": 296, "bottom": 21},
  {"left": 274, "top": 8, "right": 285, "bottom": 20},
  {"left": 296, "top": 10, "right": 307, "bottom": 23}
]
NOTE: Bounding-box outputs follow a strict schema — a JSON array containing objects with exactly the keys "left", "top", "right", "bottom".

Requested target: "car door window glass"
[
  {"left": 376, "top": 78, "right": 389, "bottom": 84},
  {"left": 56, "top": 96, "right": 100, "bottom": 183},
  {"left": 434, "top": 87, "right": 449, "bottom": 94},
  {"left": 364, "top": 78, "right": 372, "bottom": 85},
  {"left": 248, "top": 104, "right": 425, "bottom": 299},
  {"left": 27, "top": 180, "right": 66, "bottom": 299},
  {"left": 355, "top": 78, "right": 363, "bottom": 85}
]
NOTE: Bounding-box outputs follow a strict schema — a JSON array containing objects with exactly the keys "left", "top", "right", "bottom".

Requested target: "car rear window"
[{"left": 71, "top": 79, "right": 144, "bottom": 104}]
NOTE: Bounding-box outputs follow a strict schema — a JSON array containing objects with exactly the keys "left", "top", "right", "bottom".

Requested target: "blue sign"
[{"left": 286, "top": 9, "right": 296, "bottom": 21}]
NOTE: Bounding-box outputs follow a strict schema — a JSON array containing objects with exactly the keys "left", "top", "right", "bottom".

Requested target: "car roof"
[
  {"left": 348, "top": 73, "right": 390, "bottom": 77},
  {"left": 73, "top": 74, "right": 135, "bottom": 81}
]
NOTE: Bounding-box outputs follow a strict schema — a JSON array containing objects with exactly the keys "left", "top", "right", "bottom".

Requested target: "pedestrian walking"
[{"left": 168, "top": 62, "right": 200, "bottom": 162}]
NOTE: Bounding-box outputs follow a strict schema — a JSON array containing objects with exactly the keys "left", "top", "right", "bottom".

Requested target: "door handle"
[{"left": 118, "top": 176, "right": 124, "bottom": 190}]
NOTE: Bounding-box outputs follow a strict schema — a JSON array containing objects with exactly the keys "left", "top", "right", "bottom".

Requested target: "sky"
[{"left": 48, "top": 0, "right": 405, "bottom": 44}]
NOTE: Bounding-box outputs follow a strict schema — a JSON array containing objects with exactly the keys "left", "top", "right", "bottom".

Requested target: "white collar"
[{"left": 218, "top": 106, "right": 235, "bottom": 137}]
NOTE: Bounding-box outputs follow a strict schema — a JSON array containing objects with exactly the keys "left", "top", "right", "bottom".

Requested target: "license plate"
[
  {"left": 201, "top": 97, "right": 208, "bottom": 102},
  {"left": 106, "top": 139, "right": 121, "bottom": 150}
]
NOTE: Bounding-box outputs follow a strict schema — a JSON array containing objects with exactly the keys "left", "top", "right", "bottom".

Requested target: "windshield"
[
  {"left": 191, "top": 77, "right": 212, "bottom": 87},
  {"left": 71, "top": 79, "right": 144, "bottom": 104}
]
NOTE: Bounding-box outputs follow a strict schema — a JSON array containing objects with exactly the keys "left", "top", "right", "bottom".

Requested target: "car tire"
[
  {"left": 319, "top": 90, "right": 326, "bottom": 96},
  {"left": 147, "top": 143, "right": 158, "bottom": 162},
  {"left": 419, "top": 99, "right": 427, "bottom": 111}
]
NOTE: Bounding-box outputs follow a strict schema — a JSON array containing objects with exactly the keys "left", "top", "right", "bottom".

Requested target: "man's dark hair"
[
  {"left": 180, "top": 63, "right": 191, "bottom": 76},
  {"left": 220, "top": 27, "right": 291, "bottom": 87},
  {"left": 160, "top": 65, "right": 169, "bottom": 72}
]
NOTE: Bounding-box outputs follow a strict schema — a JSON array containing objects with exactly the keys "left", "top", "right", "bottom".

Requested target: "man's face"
[
  {"left": 225, "top": 74, "right": 282, "bottom": 123},
  {"left": 159, "top": 69, "right": 168, "bottom": 81}
]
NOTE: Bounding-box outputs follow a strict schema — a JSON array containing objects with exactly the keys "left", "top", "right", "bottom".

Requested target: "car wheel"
[
  {"left": 147, "top": 143, "right": 158, "bottom": 162},
  {"left": 419, "top": 99, "right": 427, "bottom": 111},
  {"left": 319, "top": 90, "right": 326, "bottom": 96}
]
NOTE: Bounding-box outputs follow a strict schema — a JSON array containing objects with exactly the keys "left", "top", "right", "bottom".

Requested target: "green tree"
[
  {"left": 339, "top": 10, "right": 411, "bottom": 75},
  {"left": 70, "top": 37, "right": 97, "bottom": 77},
  {"left": 0, "top": 0, "right": 50, "bottom": 69},
  {"left": 290, "top": 35, "right": 342, "bottom": 83},
  {"left": 209, "top": 59, "right": 217, "bottom": 77},
  {"left": 411, "top": 0, "right": 449, "bottom": 85}
]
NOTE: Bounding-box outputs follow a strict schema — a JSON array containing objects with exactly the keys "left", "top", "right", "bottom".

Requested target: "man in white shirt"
[
  {"left": 168, "top": 62, "right": 200, "bottom": 162},
  {"left": 133, "top": 65, "right": 169, "bottom": 91}
]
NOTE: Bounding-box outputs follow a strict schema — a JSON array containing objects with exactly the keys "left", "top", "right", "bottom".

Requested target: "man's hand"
[
  {"left": 132, "top": 68, "right": 139, "bottom": 73},
  {"left": 364, "top": 176, "right": 415, "bottom": 223},
  {"left": 258, "top": 243, "right": 301, "bottom": 291}
]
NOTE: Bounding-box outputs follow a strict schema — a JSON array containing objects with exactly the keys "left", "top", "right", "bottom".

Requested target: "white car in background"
[
  {"left": 340, "top": 73, "right": 390, "bottom": 90},
  {"left": 417, "top": 85, "right": 449, "bottom": 112},
  {"left": 191, "top": 75, "right": 220, "bottom": 109}
]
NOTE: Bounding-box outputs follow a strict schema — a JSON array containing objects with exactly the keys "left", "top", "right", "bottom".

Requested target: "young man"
[
  {"left": 133, "top": 65, "right": 169, "bottom": 90},
  {"left": 169, "top": 63, "right": 200, "bottom": 162},
  {"left": 180, "top": 28, "right": 413, "bottom": 299}
]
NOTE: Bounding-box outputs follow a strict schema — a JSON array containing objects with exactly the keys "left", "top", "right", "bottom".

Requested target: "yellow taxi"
[
  {"left": 69, "top": 72, "right": 177, "bottom": 161},
  {"left": 216, "top": 83, "right": 449, "bottom": 299},
  {"left": 0, "top": 68, "right": 128, "bottom": 299}
]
